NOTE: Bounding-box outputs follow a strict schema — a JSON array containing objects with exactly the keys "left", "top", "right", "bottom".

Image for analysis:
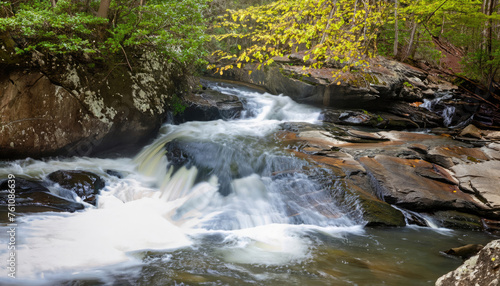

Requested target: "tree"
[
  {"left": 211, "top": 0, "right": 389, "bottom": 76},
  {"left": 0, "top": 0, "right": 210, "bottom": 69}
]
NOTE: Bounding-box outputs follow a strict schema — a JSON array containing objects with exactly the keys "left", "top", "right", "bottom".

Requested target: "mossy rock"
[
  {"left": 431, "top": 210, "right": 484, "bottom": 231},
  {"left": 333, "top": 180, "right": 406, "bottom": 227}
]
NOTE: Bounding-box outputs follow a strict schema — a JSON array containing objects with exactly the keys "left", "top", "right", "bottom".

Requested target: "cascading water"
[{"left": 0, "top": 81, "right": 494, "bottom": 285}]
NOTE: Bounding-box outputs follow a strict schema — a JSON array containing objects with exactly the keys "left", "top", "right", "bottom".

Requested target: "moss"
[
  {"left": 467, "top": 156, "right": 479, "bottom": 163},
  {"left": 432, "top": 211, "right": 484, "bottom": 231}
]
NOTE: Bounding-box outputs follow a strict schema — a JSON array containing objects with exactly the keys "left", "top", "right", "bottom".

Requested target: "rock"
[
  {"left": 459, "top": 124, "right": 484, "bottom": 139},
  {"left": 341, "top": 181, "right": 406, "bottom": 227},
  {"left": 0, "top": 51, "right": 185, "bottom": 159},
  {"left": 432, "top": 211, "right": 484, "bottom": 231},
  {"left": 451, "top": 161, "right": 500, "bottom": 218},
  {"left": 0, "top": 178, "right": 84, "bottom": 212},
  {"left": 47, "top": 170, "right": 105, "bottom": 205},
  {"left": 444, "top": 244, "right": 484, "bottom": 260},
  {"left": 427, "top": 145, "right": 490, "bottom": 166},
  {"left": 436, "top": 239, "right": 500, "bottom": 286},
  {"left": 105, "top": 170, "right": 123, "bottom": 179},
  {"left": 172, "top": 87, "right": 243, "bottom": 124},
  {"left": 360, "top": 155, "right": 481, "bottom": 213}
]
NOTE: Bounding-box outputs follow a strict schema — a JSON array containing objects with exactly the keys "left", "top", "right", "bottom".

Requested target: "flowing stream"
[{"left": 0, "top": 82, "right": 495, "bottom": 285}]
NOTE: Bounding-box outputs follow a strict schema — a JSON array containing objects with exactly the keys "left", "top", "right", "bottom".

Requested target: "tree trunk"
[
  {"left": 394, "top": 0, "right": 399, "bottom": 58},
  {"left": 404, "top": 20, "right": 418, "bottom": 61},
  {"left": 50, "top": 0, "right": 57, "bottom": 8},
  {"left": 482, "top": 0, "right": 496, "bottom": 87},
  {"left": 97, "top": 0, "right": 112, "bottom": 18}
]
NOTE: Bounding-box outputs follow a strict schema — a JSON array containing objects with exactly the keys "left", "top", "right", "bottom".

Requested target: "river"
[{"left": 0, "top": 81, "right": 495, "bottom": 285}]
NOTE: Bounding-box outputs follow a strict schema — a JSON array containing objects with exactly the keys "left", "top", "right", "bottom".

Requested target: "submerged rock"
[
  {"left": 436, "top": 239, "right": 500, "bottom": 286},
  {"left": 47, "top": 170, "right": 105, "bottom": 205},
  {"left": 0, "top": 177, "right": 84, "bottom": 212},
  {"left": 444, "top": 244, "right": 484, "bottom": 260}
]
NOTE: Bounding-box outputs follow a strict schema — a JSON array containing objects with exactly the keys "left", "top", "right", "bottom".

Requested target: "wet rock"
[
  {"left": 47, "top": 170, "right": 105, "bottom": 205},
  {"left": 436, "top": 239, "right": 500, "bottom": 286},
  {"left": 359, "top": 155, "right": 481, "bottom": 213},
  {"left": 339, "top": 181, "right": 406, "bottom": 227},
  {"left": 427, "top": 145, "right": 490, "bottom": 166},
  {"left": 0, "top": 177, "right": 84, "bottom": 212},
  {"left": 444, "top": 244, "right": 484, "bottom": 260},
  {"left": 432, "top": 211, "right": 484, "bottom": 231},
  {"left": 172, "top": 88, "right": 243, "bottom": 124},
  {"left": 105, "top": 170, "right": 123, "bottom": 179}
]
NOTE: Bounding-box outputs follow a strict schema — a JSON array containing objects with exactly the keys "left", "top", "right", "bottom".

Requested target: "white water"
[{"left": 0, "top": 82, "right": 365, "bottom": 284}]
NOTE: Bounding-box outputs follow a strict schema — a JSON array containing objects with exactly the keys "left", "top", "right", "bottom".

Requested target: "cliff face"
[{"left": 0, "top": 52, "right": 185, "bottom": 159}]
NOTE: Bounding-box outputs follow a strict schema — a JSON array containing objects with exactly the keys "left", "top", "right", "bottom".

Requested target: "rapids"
[{"left": 0, "top": 81, "right": 494, "bottom": 285}]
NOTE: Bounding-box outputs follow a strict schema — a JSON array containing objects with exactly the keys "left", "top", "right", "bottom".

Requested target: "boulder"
[
  {"left": 0, "top": 177, "right": 84, "bottom": 212},
  {"left": 436, "top": 239, "right": 500, "bottom": 286},
  {"left": 172, "top": 88, "right": 243, "bottom": 124},
  {"left": 359, "top": 155, "right": 482, "bottom": 213},
  {"left": 0, "top": 51, "right": 185, "bottom": 159},
  {"left": 451, "top": 161, "right": 500, "bottom": 218},
  {"left": 431, "top": 210, "right": 484, "bottom": 231},
  {"left": 47, "top": 170, "right": 105, "bottom": 205}
]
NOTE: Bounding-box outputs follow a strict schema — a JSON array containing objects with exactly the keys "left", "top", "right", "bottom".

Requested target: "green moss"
[{"left": 467, "top": 156, "right": 479, "bottom": 162}]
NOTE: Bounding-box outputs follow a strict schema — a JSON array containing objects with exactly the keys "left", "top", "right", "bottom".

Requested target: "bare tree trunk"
[
  {"left": 403, "top": 20, "right": 418, "bottom": 61},
  {"left": 394, "top": 0, "right": 399, "bottom": 58},
  {"left": 320, "top": 2, "right": 336, "bottom": 45},
  {"left": 97, "top": 0, "right": 112, "bottom": 18},
  {"left": 50, "top": 0, "right": 57, "bottom": 8}
]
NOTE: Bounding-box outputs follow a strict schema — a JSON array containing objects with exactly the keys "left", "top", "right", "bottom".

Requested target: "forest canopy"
[
  {"left": 211, "top": 0, "right": 500, "bottom": 86},
  {"left": 0, "top": 0, "right": 210, "bottom": 67}
]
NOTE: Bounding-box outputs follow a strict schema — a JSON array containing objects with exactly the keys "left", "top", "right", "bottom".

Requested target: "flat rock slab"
[
  {"left": 451, "top": 161, "right": 500, "bottom": 210},
  {"left": 360, "top": 155, "right": 481, "bottom": 212}
]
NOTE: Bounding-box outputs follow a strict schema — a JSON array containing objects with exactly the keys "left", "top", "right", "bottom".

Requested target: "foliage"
[
  {"left": 210, "top": 0, "right": 499, "bottom": 85},
  {"left": 210, "top": 0, "right": 390, "bottom": 76},
  {"left": 0, "top": 0, "right": 210, "bottom": 68}
]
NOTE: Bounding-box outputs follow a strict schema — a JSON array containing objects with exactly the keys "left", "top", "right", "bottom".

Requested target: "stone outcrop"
[
  {"left": 275, "top": 121, "right": 500, "bottom": 229},
  {"left": 172, "top": 82, "right": 244, "bottom": 124},
  {"left": 0, "top": 52, "right": 184, "bottom": 159},
  {"left": 209, "top": 56, "right": 460, "bottom": 110},
  {"left": 436, "top": 239, "right": 500, "bottom": 286}
]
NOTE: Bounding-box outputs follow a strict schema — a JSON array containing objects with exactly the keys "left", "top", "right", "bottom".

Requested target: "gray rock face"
[
  {"left": 0, "top": 52, "right": 182, "bottom": 159},
  {"left": 451, "top": 161, "right": 500, "bottom": 218},
  {"left": 172, "top": 89, "right": 243, "bottom": 124},
  {"left": 436, "top": 239, "right": 500, "bottom": 286}
]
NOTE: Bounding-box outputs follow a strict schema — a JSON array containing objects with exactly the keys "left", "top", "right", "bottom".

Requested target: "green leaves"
[
  {"left": 1, "top": 0, "right": 209, "bottom": 68},
  {"left": 211, "top": 0, "right": 388, "bottom": 76}
]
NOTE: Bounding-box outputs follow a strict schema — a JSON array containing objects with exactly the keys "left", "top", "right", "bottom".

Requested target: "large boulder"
[
  {"left": 0, "top": 52, "right": 185, "bottom": 159},
  {"left": 436, "top": 239, "right": 500, "bottom": 286},
  {"left": 172, "top": 87, "right": 243, "bottom": 124}
]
